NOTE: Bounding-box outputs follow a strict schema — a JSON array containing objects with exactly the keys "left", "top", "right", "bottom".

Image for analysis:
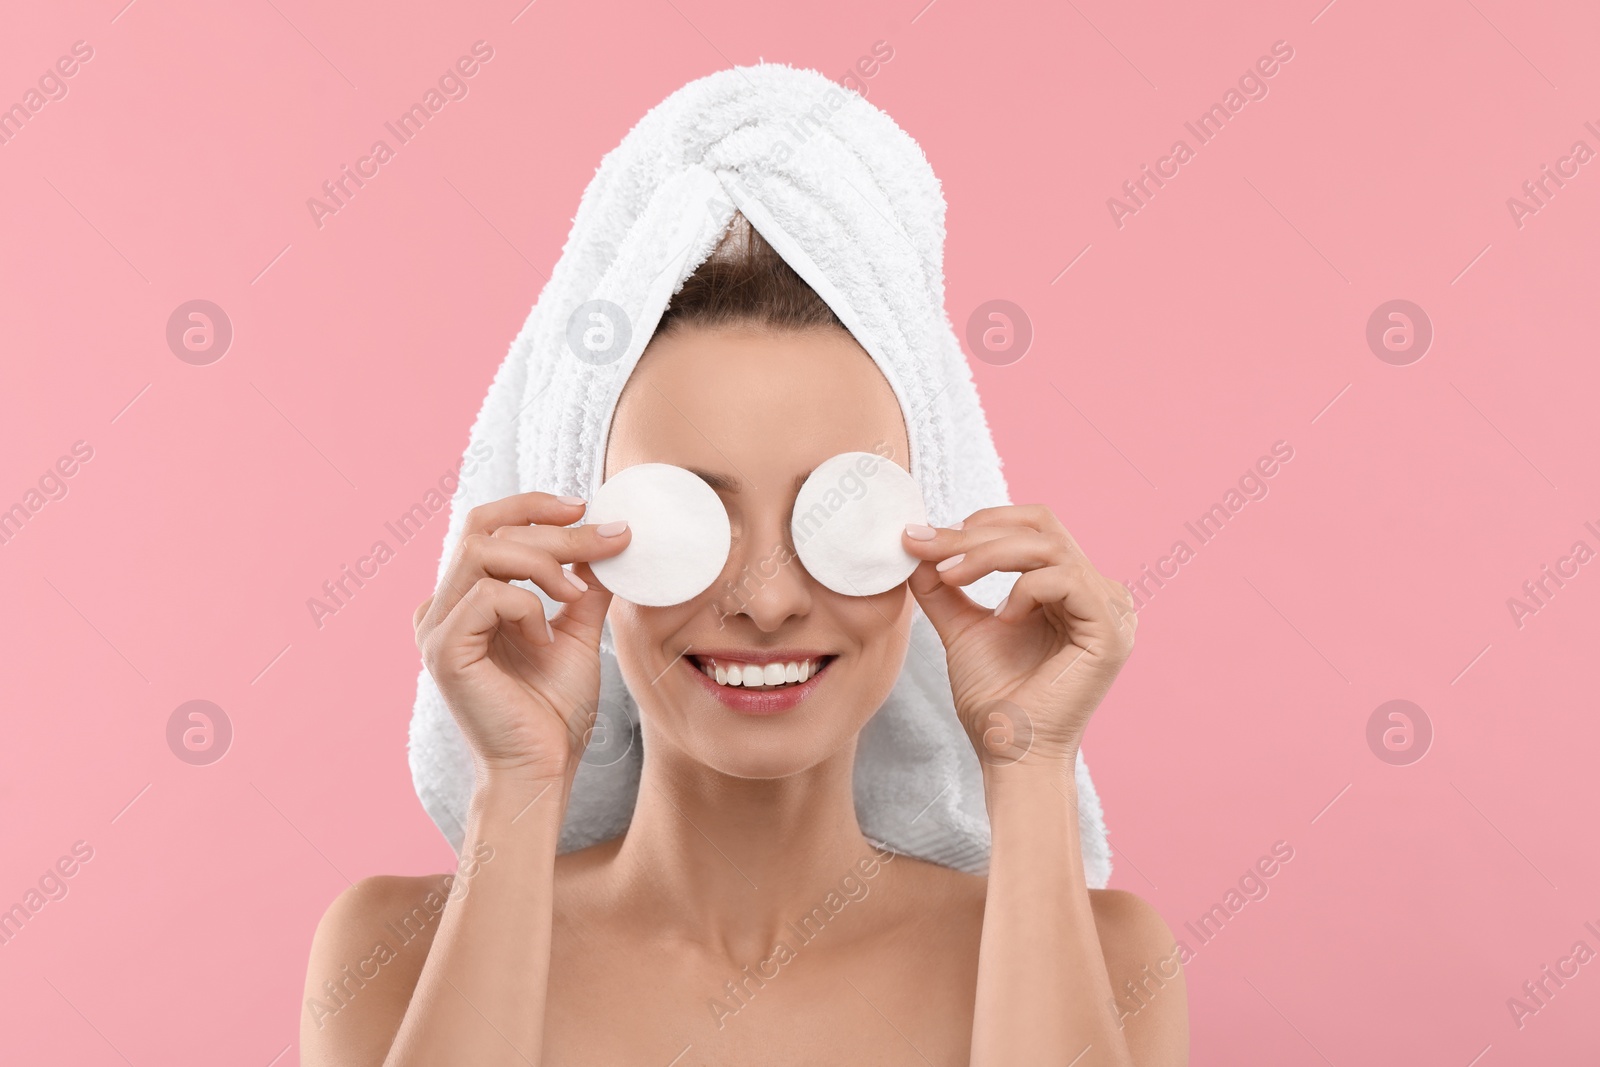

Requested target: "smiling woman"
[
  {"left": 302, "top": 63, "right": 1186, "bottom": 1066},
  {"left": 601, "top": 313, "right": 918, "bottom": 766}
]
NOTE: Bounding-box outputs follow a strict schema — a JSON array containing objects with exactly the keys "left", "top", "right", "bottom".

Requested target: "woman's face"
[{"left": 603, "top": 323, "right": 915, "bottom": 779}]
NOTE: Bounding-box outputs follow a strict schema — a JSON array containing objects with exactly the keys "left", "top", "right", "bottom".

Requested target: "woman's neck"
[{"left": 605, "top": 737, "right": 882, "bottom": 961}]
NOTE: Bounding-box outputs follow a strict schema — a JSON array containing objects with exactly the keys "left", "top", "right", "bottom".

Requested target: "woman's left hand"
[{"left": 902, "top": 505, "right": 1137, "bottom": 768}]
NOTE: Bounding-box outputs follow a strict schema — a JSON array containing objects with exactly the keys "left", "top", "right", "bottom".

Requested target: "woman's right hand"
[{"left": 412, "top": 492, "right": 631, "bottom": 785}]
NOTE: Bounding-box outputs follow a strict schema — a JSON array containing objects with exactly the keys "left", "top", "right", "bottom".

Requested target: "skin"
[{"left": 302, "top": 323, "right": 1188, "bottom": 1065}]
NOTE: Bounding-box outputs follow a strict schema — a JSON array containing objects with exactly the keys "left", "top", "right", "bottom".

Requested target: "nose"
[{"left": 710, "top": 520, "right": 812, "bottom": 633}]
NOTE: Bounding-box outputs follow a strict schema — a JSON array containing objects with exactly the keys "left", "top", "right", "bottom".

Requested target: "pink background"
[{"left": 3, "top": 0, "right": 1597, "bottom": 1063}]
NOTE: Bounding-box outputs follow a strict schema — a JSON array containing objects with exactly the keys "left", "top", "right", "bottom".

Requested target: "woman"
[{"left": 303, "top": 64, "right": 1187, "bottom": 1065}]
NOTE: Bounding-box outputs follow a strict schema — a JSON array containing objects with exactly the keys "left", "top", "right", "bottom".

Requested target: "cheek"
[
  {"left": 605, "top": 602, "right": 647, "bottom": 684},
  {"left": 608, "top": 601, "right": 698, "bottom": 670},
  {"left": 834, "top": 589, "right": 914, "bottom": 662},
  {"left": 607, "top": 600, "right": 646, "bottom": 645},
  {"left": 829, "top": 593, "right": 913, "bottom": 720}
]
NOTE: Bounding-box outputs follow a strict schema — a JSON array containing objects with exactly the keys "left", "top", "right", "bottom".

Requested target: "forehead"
[{"left": 604, "top": 325, "right": 911, "bottom": 490}]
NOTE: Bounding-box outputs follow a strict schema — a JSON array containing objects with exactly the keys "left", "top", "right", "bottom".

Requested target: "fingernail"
[
  {"left": 951, "top": 520, "right": 965, "bottom": 531},
  {"left": 936, "top": 553, "right": 965, "bottom": 572},
  {"left": 544, "top": 617, "right": 555, "bottom": 643},
  {"left": 557, "top": 495, "right": 586, "bottom": 506},
  {"left": 597, "top": 520, "right": 629, "bottom": 536},
  {"left": 905, "top": 523, "right": 937, "bottom": 541},
  {"left": 993, "top": 595, "right": 1008, "bottom": 617},
  {"left": 566, "top": 569, "right": 588, "bottom": 593}
]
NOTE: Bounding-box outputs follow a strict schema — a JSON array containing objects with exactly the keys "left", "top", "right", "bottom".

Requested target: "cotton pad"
[
  {"left": 791, "top": 451, "right": 927, "bottom": 596},
  {"left": 586, "top": 463, "right": 731, "bottom": 607}
]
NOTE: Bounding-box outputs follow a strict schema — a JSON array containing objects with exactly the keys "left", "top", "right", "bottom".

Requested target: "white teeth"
[{"left": 697, "top": 657, "right": 826, "bottom": 689}]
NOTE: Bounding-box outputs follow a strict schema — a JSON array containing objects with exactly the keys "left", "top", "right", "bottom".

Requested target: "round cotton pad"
[
  {"left": 791, "top": 451, "right": 927, "bottom": 597},
  {"left": 586, "top": 463, "right": 731, "bottom": 607}
]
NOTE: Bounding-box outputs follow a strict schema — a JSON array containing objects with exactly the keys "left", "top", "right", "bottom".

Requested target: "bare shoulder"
[
  {"left": 883, "top": 856, "right": 1182, "bottom": 972},
  {"left": 889, "top": 860, "right": 1186, "bottom": 1059},
  {"left": 300, "top": 873, "right": 454, "bottom": 1067},
  {"left": 896, "top": 862, "right": 1185, "bottom": 963},
  {"left": 1089, "top": 887, "right": 1178, "bottom": 964},
  {"left": 1089, "top": 888, "right": 1189, "bottom": 1064}
]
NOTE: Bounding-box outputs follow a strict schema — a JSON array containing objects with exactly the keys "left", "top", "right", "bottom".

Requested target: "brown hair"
[{"left": 653, "top": 211, "right": 847, "bottom": 338}]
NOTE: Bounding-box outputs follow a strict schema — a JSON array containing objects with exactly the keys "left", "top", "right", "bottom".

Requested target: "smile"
[
  {"left": 683, "top": 652, "right": 837, "bottom": 715},
  {"left": 692, "top": 655, "right": 829, "bottom": 690}
]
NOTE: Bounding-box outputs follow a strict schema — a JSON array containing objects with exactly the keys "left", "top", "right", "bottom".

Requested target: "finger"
[
  {"left": 902, "top": 521, "right": 1017, "bottom": 564},
  {"left": 959, "top": 504, "right": 1088, "bottom": 560},
  {"left": 427, "top": 523, "right": 631, "bottom": 629},
  {"left": 413, "top": 594, "right": 434, "bottom": 639},
  {"left": 925, "top": 530, "right": 1068, "bottom": 587},
  {"left": 995, "top": 564, "right": 1134, "bottom": 648},
  {"left": 487, "top": 520, "right": 634, "bottom": 566},
  {"left": 1099, "top": 574, "right": 1141, "bottom": 638},
  {"left": 450, "top": 533, "right": 590, "bottom": 604},
  {"left": 902, "top": 523, "right": 1034, "bottom": 641},
  {"left": 958, "top": 503, "right": 1065, "bottom": 537},
  {"left": 422, "top": 489, "right": 591, "bottom": 631},
  {"left": 550, "top": 558, "right": 615, "bottom": 649},
  {"left": 462, "top": 492, "right": 589, "bottom": 538},
  {"left": 906, "top": 558, "right": 987, "bottom": 645},
  {"left": 494, "top": 522, "right": 628, "bottom": 645},
  {"left": 421, "top": 537, "right": 570, "bottom": 644},
  {"left": 424, "top": 576, "right": 554, "bottom": 675}
]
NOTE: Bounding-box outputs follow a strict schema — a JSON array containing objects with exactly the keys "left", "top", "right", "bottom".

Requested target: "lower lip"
[{"left": 684, "top": 657, "right": 832, "bottom": 715}]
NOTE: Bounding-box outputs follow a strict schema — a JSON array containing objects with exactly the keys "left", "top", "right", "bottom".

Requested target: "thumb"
[
  {"left": 553, "top": 561, "right": 614, "bottom": 645},
  {"left": 906, "top": 559, "right": 987, "bottom": 645}
]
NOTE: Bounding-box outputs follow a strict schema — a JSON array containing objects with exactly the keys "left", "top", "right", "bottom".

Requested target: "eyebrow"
[{"left": 686, "top": 467, "right": 813, "bottom": 494}]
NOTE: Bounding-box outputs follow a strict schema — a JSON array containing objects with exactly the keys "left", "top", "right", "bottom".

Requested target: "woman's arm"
[
  {"left": 900, "top": 505, "right": 1189, "bottom": 1065},
  {"left": 974, "top": 757, "right": 1186, "bottom": 1066},
  {"left": 382, "top": 774, "right": 567, "bottom": 1065},
  {"left": 300, "top": 491, "right": 628, "bottom": 1065},
  {"left": 300, "top": 774, "right": 566, "bottom": 1065}
]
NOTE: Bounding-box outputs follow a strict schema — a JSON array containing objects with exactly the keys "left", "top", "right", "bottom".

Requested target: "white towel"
[{"left": 407, "top": 61, "right": 1112, "bottom": 886}]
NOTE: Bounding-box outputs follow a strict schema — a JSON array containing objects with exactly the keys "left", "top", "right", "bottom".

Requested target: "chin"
[{"left": 692, "top": 733, "right": 837, "bottom": 780}]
